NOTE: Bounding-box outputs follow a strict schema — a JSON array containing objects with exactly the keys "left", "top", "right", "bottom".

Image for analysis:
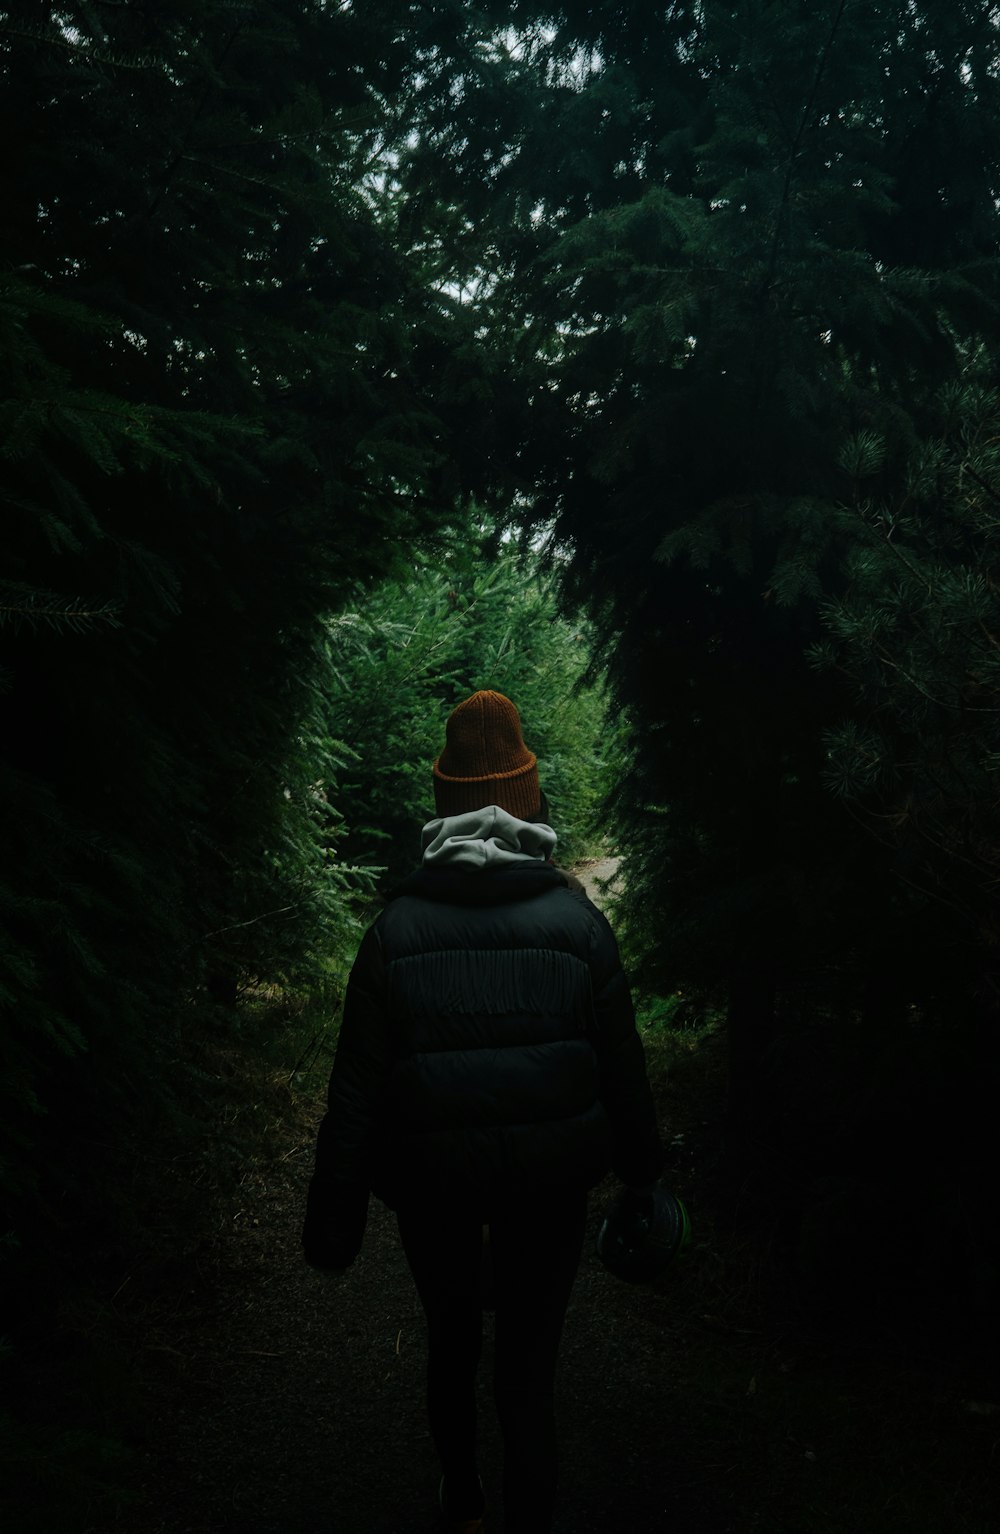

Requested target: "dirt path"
[
  {"left": 128, "top": 858, "right": 713, "bottom": 1534},
  {"left": 131, "top": 1115, "right": 729, "bottom": 1534},
  {"left": 131, "top": 1158, "right": 704, "bottom": 1534},
  {"left": 570, "top": 854, "right": 622, "bottom": 905},
  {"left": 123, "top": 867, "right": 995, "bottom": 1534}
]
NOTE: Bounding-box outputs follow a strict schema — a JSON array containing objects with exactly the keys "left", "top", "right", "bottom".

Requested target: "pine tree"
[
  {"left": 0, "top": 0, "right": 473, "bottom": 1366},
  {"left": 390, "top": 4, "right": 1000, "bottom": 1310},
  {"left": 814, "top": 379, "right": 1000, "bottom": 939},
  {"left": 406, "top": 0, "right": 1000, "bottom": 989}
]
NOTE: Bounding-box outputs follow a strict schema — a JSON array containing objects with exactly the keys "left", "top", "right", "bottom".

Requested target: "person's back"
[{"left": 303, "top": 691, "right": 663, "bottom": 1533}]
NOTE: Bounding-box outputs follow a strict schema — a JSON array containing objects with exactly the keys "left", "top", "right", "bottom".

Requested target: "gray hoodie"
[{"left": 420, "top": 804, "right": 557, "bottom": 871}]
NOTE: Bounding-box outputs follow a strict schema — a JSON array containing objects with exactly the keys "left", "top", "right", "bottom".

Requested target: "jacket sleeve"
[
  {"left": 302, "top": 922, "right": 390, "bottom": 1269},
  {"left": 586, "top": 904, "right": 665, "bottom": 1189}
]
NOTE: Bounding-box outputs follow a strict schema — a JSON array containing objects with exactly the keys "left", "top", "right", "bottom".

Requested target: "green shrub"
[{"left": 318, "top": 522, "right": 610, "bottom": 879}]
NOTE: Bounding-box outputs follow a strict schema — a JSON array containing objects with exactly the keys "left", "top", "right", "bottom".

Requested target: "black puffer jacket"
[{"left": 304, "top": 861, "right": 663, "bottom": 1265}]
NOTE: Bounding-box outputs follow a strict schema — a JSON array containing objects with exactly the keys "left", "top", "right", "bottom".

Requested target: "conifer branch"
[
  {"left": 0, "top": 587, "right": 122, "bottom": 633},
  {"left": 872, "top": 526, "right": 936, "bottom": 595},
  {"left": 0, "top": 23, "right": 161, "bottom": 71},
  {"left": 765, "top": 0, "right": 850, "bottom": 294},
  {"left": 893, "top": 868, "right": 985, "bottom": 924},
  {"left": 0, "top": 603, "right": 119, "bottom": 622},
  {"left": 872, "top": 648, "right": 1000, "bottom": 713},
  {"left": 909, "top": 808, "right": 998, "bottom": 884},
  {"left": 199, "top": 904, "right": 302, "bottom": 942},
  {"left": 960, "top": 461, "right": 1000, "bottom": 506},
  {"left": 144, "top": 20, "right": 247, "bottom": 222},
  {"left": 760, "top": 80, "right": 796, "bottom": 155}
]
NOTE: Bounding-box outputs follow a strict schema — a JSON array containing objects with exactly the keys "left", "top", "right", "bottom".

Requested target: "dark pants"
[{"left": 397, "top": 1190, "right": 588, "bottom": 1534}]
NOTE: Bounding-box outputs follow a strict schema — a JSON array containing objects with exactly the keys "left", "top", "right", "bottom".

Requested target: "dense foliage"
[
  {"left": 8, "top": 6, "right": 1000, "bottom": 1513},
  {"left": 0, "top": 0, "right": 478, "bottom": 1357},
  {"left": 399, "top": 4, "right": 1000, "bottom": 992},
  {"left": 390, "top": 0, "right": 1000, "bottom": 1324},
  {"left": 814, "top": 383, "right": 1000, "bottom": 937},
  {"left": 321, "top": 526, "right": 608, "bottom": 881}
]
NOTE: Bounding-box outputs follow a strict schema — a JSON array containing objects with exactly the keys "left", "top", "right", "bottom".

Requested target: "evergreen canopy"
[
  {"left": 398, "top": 0, "right": 1000, "bottom": 1004},
  {"left": 0, "top": 0, "right": 475, "bottom": 1249}
]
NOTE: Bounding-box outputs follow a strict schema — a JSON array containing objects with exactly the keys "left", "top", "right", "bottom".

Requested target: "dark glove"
[
  {"left": 302, "top": 1177, "right": 369, "bottom": 1272},
  {"left": 302, "top": 1226, "right": 359, "bottom": 1273}
]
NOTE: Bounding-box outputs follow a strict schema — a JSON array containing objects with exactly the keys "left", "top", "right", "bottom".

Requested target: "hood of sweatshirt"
[{"left": 419, "top": 805, "right": 557, "bottom": 871}]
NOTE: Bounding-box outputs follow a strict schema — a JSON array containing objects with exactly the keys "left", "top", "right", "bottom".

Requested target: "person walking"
[{"left": 302, "top": 689, "right": 664, "bottom": 1534}]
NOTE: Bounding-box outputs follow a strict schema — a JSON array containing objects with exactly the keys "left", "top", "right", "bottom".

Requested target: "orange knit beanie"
[{"left": 432, "top": 690, "right": 540, "bottom": 820}]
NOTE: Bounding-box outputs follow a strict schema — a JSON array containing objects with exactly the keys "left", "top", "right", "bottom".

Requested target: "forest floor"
[{"left": 112, "top": 860, "right": 999, "bottom": 1534}]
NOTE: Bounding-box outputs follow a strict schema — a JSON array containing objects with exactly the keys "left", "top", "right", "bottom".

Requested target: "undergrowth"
[
  {"left": 1, "top": 980, "right": 344, "bottom": 1534},
  {"left": 621, "top": 1005, "right": 1000, "bottom": 1534},
  {"left": 11, "top": 972, "right": 1000, "bottom": 1534}
]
